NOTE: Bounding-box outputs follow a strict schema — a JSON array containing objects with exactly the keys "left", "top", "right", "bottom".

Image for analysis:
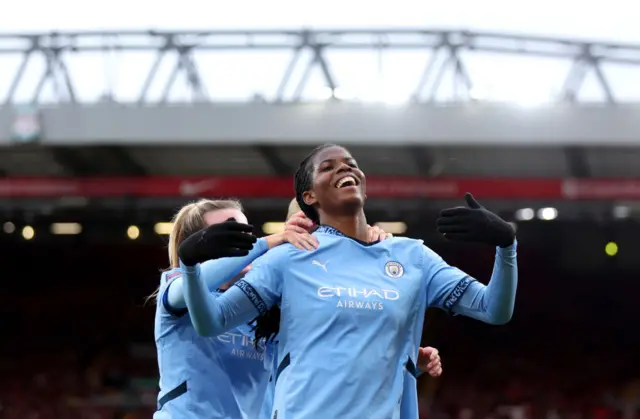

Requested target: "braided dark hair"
[
  {"left": 294, "top": 144, "right": 338, "bottom": 224},
  {"left": 253, "top": 144, "right": 337, "bottom": 348}
]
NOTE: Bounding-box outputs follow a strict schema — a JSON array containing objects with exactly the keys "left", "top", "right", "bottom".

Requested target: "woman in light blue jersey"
[
  {"left": 255, "top": 200, "right": 444, "bottom": 418},
  {"left": 152, "top": 198, "right": 318, "bottom": 419},
  {"left": 178, "top": 145, "right": 517, "bottom": 419}
]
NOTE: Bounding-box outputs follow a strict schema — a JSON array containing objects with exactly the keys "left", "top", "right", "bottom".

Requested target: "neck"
[{"left": 319, "top": 212, "right": 368, "bottom": 242}]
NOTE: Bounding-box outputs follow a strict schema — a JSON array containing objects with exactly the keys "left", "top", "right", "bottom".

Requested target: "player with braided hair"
[
  {"left": 179, "top": 144, "right": 517, "bottom": 418},
  {"left": 255, "top": 199, "right": 442, "bottom": 418}
]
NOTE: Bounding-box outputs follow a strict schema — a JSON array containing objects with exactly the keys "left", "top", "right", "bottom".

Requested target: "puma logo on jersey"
[{"left": 312, "top": 259, "right": 329, "bottom": 272}]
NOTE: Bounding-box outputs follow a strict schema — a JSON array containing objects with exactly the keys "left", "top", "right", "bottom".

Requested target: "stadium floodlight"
[
  {"left": 538, "top": 207, "right": 558, "bottom": 221},
  {"left": 613, "top": 206, "right": 630, "bottom": 219},
  {"left": 22, "top": 225, "right": 34, "bottom": 240},
  {"left": 3, "top": 222, "right": 15, "bottom": 234},
  {"left": 50, "top": 222, "right": 82, "bottom": 235},
  {"left": 374, "top": 222, "right": 407, "bottom": 235},
  {"left": 514, "top": 208, "right": 535, "bottom": 221},
  {"left": 605, "top": 242, "right": 619, "bottom": 257},
  {"left": 154, "top": 222, "right": 173, "bottom": 235},
  {"left": 262, "top": 222, "right": 285, "bottom": 235},
  {"left": 127, "top": 225, "right": 140, "bottom": 240}
]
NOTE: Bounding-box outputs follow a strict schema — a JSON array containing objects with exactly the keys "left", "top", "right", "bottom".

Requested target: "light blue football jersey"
[
  {"left": 155, "top": 271, "right": 269, "bottom": 419},
  {"left": 259, "top": 340, "right": 279, "bottom": 418},
  {"left": 181, "top": 225, "right": 517, "bottom": 419},
  {"left": 154, "top": 238, "right": 273, "bottom": 419}
]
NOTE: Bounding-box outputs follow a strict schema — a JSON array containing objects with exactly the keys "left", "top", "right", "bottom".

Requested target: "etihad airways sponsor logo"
[
  {"left": 317, "top": 286, "right": 400, "bottom": 311},
  {"left": 216, "top": 332, "right": 265, "bottom": 360}
]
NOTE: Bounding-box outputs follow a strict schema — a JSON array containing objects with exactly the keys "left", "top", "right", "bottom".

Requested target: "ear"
[{"left": 302, "top": 190, "right": 317, "bottom": 207}]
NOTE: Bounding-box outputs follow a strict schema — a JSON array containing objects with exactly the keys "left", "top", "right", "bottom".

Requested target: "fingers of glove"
[
  {"left": 464, "top": 192, "right": 482, "bottom": 209},
  {"left": 436, "top": 225, "right": 470, "bottom": 234},
  {"left": 441, "top": 232, "right": 469, "bottom": 241},
  {"left": 216, "top": 220, "right": 255, "bottom": 233},
  {"left": 436, "top": 215, "right": 471, "bottom": 226},
  {"left": 224, "top": 231, "right": 258, "bottom": 244},
  {"left": 439, "top": 207, "right": 472, "bottom": 217},
  {"left": 208, "top": 232, "right": 256, "bottom": 249},
  {"left": 224, "top": 236, "right": 258, "bottom": 250},
  {"left": 218, "top": 248, "right": 251, "bottom": 258}
]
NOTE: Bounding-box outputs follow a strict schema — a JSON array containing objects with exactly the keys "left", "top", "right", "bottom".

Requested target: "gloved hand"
[
  {"left": 436, "top": 193, "right": 515, "bottom": 248},
  {"left": 178, "top": 220, "right": 257, "bottom": 266}
]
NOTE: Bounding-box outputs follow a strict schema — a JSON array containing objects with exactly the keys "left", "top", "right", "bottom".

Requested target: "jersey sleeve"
[
  {"left": 181, "top": 245, "right": 287, "bottom": 337},
  {"left": 421, "top": 244, "right": 474, "bottom": 311},
  {"left": 232, "top": 245, "right": 287, "bottom": 316},
  {"left": 160, "top": 270, "right": 188, "bottom": 317},
  {"left": 421, "top": 241, "right": 518, "bottom": 325},
  {"left": 164, "top": 237, "right": 269, "bottom": 312}
]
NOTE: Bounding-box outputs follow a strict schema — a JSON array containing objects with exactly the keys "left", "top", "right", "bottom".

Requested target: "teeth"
[{"left": 336, "top": 176, "right": 357, "bottom": 188}]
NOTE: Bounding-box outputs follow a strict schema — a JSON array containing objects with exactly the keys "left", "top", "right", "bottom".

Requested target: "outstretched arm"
[
  {"left": 166, "top": 228, "right": 317, "bottom": 312},
  {"left": 165, "top": 238, "right": 270, "bottom": 311},
  {"left": 182, "top": 246, "right": 286, "bottom": 337},
  {"left": 450, "top": 243, "right": 517, "bottom": 324},
  {"left": 180, "top": 263, "right": 264, "bottom": 336},
  {"left": 427, "top": 193, "right": 518, "bottom": 325},
  {"left": 424, "top": 241, "right": 518, "bottom": 325}
]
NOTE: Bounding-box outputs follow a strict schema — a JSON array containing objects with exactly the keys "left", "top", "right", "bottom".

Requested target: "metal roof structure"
[
  {"left": 0, "top": 29, "right": 639, "bottom": 216},
  {"left": 1, "top": 28, "right": 640, "bottom": 104}
]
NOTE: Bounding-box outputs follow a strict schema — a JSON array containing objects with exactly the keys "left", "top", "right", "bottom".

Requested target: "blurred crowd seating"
[
  {"left": 1, "top": 337, "right": 637, "bottom": 419},
  {"left": 2, "top": 244, "right": 638, "bottom": 419}
]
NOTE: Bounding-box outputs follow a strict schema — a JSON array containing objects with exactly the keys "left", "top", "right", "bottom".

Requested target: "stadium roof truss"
[{"left": 1, "top": 29, "right": 639, "bottom": 105}]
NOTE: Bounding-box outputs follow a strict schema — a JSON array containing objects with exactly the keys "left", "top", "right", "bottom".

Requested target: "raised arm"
[
  {"left": 425, "top": 193, "right": 518, "bottom": 325},
  {"left": 181, "top": 245, "right": 288, "bottom": 337},
  {"left": 166, "top": 218, "right": 317, "bottom": 312},
  {"left": 165, "top": 237, "right": 269, "bottom": 311},
  {"left": 423, "top": 242, "right": 517, "bottom": 324}
]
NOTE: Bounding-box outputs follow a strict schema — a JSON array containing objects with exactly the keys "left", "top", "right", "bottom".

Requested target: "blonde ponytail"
[
  {"left": 286, "top": 198, "right": 301, "bottom": 221},
  {"left": 146, "top": 198, "right": 243, "bottom": 304},
  {"left": 167, "top": 203, "right": 198, "bottom": 268}
]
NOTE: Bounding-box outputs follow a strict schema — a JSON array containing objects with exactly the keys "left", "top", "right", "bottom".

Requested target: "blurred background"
[{"left": 2, "top": 1, "right": 640, "bottom": 418}]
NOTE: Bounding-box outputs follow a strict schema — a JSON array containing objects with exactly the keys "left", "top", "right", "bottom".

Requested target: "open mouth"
[{"left": 335, "top": 176, "right": 359, "bottom": 189}]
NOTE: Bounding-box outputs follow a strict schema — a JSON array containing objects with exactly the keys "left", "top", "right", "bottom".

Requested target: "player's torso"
[
  {"left": 155, "top": 289, "right": 269, "bottom": 419},
  {"left": 274, "top": 231, "right": 426, "bottom": 419}
]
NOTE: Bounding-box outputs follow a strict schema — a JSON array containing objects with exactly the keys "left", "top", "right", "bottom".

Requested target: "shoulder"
[
  {"left": 381, "top": 236, "right": 425, "bottom": 252},
  {"left": 157, "top": 270, "right": 181, "bottom": 299},
  {"left": 385, "top": 236, "right": 422, "bottom": 245},
  {"left": 160, "top": 269, "right": 182, "bottom": 289},
  {"left": 253, "top": 243, "right": 298, "bottom": 269},
  {"left": 158, "top": 268, "right": 188, "bottom": 317}
]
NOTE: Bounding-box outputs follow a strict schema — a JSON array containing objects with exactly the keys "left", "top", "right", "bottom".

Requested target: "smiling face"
[{"left": 302, "top": 146, "right": 366, "bottom": 219}]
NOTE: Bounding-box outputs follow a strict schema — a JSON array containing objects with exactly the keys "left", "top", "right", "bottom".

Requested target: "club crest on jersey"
[{"left": 384, "top": 261, "right": 404, "bottom": 278}]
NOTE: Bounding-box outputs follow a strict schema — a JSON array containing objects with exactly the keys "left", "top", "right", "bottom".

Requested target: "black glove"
[
  {"left": 436, "top": 193, "right": 515, "bottom": 248},
  {"left": 178, "top": 219, "right": 257, "bottom": 266}
]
